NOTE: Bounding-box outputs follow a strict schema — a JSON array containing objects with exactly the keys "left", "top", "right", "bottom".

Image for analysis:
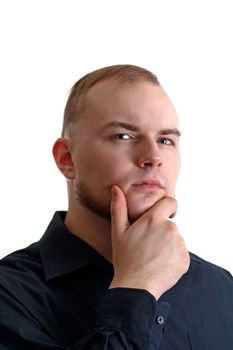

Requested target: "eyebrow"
[
  {"left": 159, "top": 128, "right": 181, "bottom": 137},
  {"left": 101, "top": 121, "right": 181, "bottom": 137},
  {"left": 101, "top": 121, "right": 139, "bottom": 132}
]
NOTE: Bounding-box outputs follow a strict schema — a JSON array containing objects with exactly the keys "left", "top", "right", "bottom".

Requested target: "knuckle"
[
  {"left": 167, "top": 195, "right": 177, "bottom": 204},
  {"left": 166, "top": 196, "right": 178, "bottom": 208},
  {"left": 146, "top": 214, "right": 159, "bottom": 226},
  {"left": 180, "top": 249, "right": 190, "bottom": 273},
  {"left": 166, "top": 220, "right": 177, "bottom": 234}
]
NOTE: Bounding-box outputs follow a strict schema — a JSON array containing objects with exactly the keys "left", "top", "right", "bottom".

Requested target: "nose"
[{"left": 137, "top": 139, "right": 162, "bottom": 168}]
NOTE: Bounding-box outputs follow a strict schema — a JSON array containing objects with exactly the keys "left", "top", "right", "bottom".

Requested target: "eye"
[
  {"left": 112, "top": 133, "right": 132, "bottom": 140},
  {"left": 158, "top": 137, "right": 174, "bottom": 145}
]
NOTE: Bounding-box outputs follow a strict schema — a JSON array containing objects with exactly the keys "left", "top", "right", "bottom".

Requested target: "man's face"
[{"left": 70, "top": 79, "right": 181, "bottom": 222}]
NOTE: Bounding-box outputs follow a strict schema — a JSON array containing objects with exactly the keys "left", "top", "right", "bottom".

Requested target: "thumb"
[{"left": 110, "top": 185, "right": 129, "bottom": 235}]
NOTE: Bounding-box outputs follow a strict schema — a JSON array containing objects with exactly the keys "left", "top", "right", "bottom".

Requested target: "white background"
[{"left": 0, "top": 0, "right": 232, "bottom": 273}]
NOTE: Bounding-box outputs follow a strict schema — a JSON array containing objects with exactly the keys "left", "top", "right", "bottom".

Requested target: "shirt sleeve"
[
  {"left": 0, "top": 286, "right": 166, "bottom": 350},
  {"left": 69, "top": 288, "right": 166, "bottom": 350}
]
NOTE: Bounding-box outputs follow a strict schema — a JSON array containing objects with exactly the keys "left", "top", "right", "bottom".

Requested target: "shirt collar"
[{"left": 39, "top": 211, "right": 112, "bottom": 281}]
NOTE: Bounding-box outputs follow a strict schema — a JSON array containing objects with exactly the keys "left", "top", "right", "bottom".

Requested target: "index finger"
[{"left": 139, "top": 196, "right": 178, "bottom": 224}]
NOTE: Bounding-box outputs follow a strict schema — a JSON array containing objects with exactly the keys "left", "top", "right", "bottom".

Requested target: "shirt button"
[{"left": 156, "top": 315, "right": 165, "bottom": 325}]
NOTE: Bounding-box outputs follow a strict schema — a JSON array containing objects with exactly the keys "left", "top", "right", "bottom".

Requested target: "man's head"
[{"left": 53, "top": 64, "right": 181, "bottom": 222}]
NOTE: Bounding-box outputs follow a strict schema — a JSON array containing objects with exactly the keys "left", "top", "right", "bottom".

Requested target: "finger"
[
  {"left": 110, "top": 185, "right": 129, "bottom": 235},
  {"left": 142, "top": 196, "right": 178, "bottom": 223},
  {"left": 165, "top": 193, "right": 177, "bottom": 218}
]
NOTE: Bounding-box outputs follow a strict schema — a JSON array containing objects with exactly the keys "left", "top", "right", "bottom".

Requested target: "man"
[{"left": 0, "top": 64, "right": 232, "bottom": 349}]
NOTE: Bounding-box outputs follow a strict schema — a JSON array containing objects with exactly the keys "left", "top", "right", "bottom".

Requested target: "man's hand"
[{"left": 109, "top": 185, "right": 190, "bottom": 300}]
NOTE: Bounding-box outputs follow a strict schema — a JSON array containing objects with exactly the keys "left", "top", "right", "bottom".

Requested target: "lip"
[{"left": 132, "top": 179, "right": 163, "bottom": 192}]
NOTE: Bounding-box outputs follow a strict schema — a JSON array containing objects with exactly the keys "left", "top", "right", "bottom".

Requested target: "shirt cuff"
[{"left": 95, "top": 288, "right": 157, "bottom": 337}]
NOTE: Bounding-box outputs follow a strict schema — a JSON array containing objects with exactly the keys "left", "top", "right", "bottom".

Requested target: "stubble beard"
[
  {"left": 74, "top": 180, "right": 167, "bottom": 224},
  {"left": 75, "top": 181, "right": 112, "bottom": 221}
]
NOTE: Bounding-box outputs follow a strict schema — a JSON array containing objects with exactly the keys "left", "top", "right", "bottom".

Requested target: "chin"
[
  {"left": 126, "top": 192, "right": 164, "bottom": 223},
  {"left": 127, "top": 203, "right": 155, "bottom": 223}
]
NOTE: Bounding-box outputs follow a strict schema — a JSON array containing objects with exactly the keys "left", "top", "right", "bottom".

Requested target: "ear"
[{"left": 52, "top": 138, "right": 75, "bottom": 180}]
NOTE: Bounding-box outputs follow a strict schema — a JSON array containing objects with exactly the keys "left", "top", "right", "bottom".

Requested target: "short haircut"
[{"left": 62, "top": 64, "right": 160, "bottom": 136}]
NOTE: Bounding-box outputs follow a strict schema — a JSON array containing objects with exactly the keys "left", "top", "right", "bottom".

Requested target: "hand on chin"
[{"left": 127, "top": 194, "right": 163, "bottom": 223}]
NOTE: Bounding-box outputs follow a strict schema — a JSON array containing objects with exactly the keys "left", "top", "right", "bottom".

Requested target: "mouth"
[{"left": 132, "top": 179, "right": 164, "bottom": 192}]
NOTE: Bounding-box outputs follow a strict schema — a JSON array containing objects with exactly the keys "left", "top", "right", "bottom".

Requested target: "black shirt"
[{"left": 0, "top": 211, "right": 233, "bottom": 349}]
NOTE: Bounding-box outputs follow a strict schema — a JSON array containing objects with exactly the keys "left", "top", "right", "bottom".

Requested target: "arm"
[
  {"left": 71, "top": 288, "right": 164, "bottom": 350},
  {"left": 74, "top": 185, "right": 189, "bottom": 349},
  {"left": 0, "top": 286, "right": 165, "bottom": 349},
  {"left": 71, "top": 185, "right": 189, "bottom": 349}
]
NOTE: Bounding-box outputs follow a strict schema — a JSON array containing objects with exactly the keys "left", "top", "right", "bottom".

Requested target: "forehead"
[{"left": 81, "top": 79, "right": 179, "bottom": 131}]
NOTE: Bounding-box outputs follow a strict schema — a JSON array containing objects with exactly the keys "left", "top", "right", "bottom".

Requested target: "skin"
[{"left": 53, "top": 79, "right": 190, "bottom": 300}]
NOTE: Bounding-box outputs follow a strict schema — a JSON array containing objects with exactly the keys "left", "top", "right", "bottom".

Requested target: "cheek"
[
  {"left": 75, "top": 150, "right": 121, "bottom": 183},
  {"left": 165, "top": 155, "right": 181, "bottom": 187}
]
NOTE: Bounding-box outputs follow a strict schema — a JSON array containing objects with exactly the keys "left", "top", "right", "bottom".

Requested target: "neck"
[{"left": 65, "top": 200, "right": 113, "bottom": 262}]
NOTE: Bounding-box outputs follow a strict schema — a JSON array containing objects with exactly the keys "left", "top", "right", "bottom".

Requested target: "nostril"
[
  {"left": 139, "top": 157, "right": 162, "bottom": 168},
  {"left": 143, "top": 161, "right": 154, "bottom": 167}
]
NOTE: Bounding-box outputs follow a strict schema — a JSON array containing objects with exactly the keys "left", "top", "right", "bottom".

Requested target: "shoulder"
[
  {"left": 190, "top": 252, "right": 232, "bottom": 274},
  {"left": 0, "top": 242, "right": 40, "bottom": 265},
  {"left": 0, "top": 243, "right": 43, "bottom": 290},
  {"left": 189, "top": 251, "right": 233, "bottom": 288},
  {"left": 0, "top": 243, "right": 48, "bottom": 323}
]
